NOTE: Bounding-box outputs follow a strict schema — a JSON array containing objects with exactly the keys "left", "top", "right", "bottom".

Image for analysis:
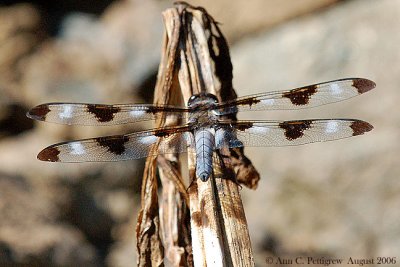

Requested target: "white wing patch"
[
  {"left": 140, "top": 135, "right": 158, "bottom": 145},
  {"left": 329, "top": 83, "right": 343, "bottom": 95},
  {"left": 249, "top": 126, "right": 270, "bottom": 135},
  {"left": 70, "top": 142, "right": 86, "bottom": 155},
  {"left": 129, "top": 109, "right": 146, "bottom": 118},
  {"left": 59, "top": 104, "right": 73, "bottom": 119},
  {"left": 261, "top": 98, "right": 275, "bottom": 105},
  {"left": 325, "top": 120, "right": 339, "bottom": 133}
]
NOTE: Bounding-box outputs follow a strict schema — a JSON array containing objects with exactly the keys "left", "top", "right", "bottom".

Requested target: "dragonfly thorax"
[{"left": 187, "top": 93, "right": 220, "bottom": 128}]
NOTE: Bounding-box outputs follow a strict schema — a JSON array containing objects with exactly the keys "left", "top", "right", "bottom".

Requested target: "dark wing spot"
[
  {"left": 350, "top": 120, "right": 373, "bottom": 136},
  {"left": 96, "top": 135, "right": 129, "bottom": 155},
  {"left": 216, "top": 97, "right": 260, "bottom": 112},
  {"left": 283, "top": 85, "right": 317, "bottom": 105},
  {"left": 27, "top": 104, "right": 51, "bottom": 121},
  {"left": 38, "top": 147, "right": 60, "bottom": 161},
  {"left": 154, "top": 129, "right": 173, "bottom": 138},
  {"left": 87, "top": 104, "right": 121, "bottom": 123},
  {"left": 352, "top": 78, "right": 376, "bottom": 94},
  {"left": 279, "top": 120, "right": 312, "bottom": 140},
  {"left": 153, "top": 126, "right": 191, "bottom": 137},
  {"left": 232, "top": 122, "right": 253, "bottom": 131},
  {"left": 146, "top": 106, "right": 186, "bottom": 114},
  {"left": 235, "top": 97, "right": 260, "bottom": 107}
]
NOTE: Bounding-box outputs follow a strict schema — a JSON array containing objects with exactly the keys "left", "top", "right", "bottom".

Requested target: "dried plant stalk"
[
  {"left": 137, "top": 2, "right": 258, "bottom": 266},
  {"left": 157, "top": 8, "right": 193, "bottom": 266},
  {"left": 136, "top": 6, "right": 184, "bottom": 266},
  {"left": 136, "top": 157, "right": 164, "bottom": 267}
]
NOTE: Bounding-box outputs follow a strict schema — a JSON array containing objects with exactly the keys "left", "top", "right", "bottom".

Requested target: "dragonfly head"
[{"left": 188, "top": 93, "right": 219, "bottom": 109}]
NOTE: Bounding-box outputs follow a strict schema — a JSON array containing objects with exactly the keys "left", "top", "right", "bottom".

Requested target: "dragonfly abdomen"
[{"left": 194, "top": 128, "right": 215, "bottom": 181}]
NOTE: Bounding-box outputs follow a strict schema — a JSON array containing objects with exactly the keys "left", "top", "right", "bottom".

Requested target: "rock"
[
  {"left": 0, "top": 4, "right": 44, "bottom": 102},
  {"left": 184, "top": 0, "right": 338, "bottom": 42},
  {"left": 0, "top": 173, "right": 100, "bottom": 266},
  {"left": 106, "top": 212, "right": 139, "bottom": 267},
  {"left": 21, "top": 0, "right": 165, "bottom": 105},
  {"left": 0, "top": 103, "right": 34, "bottom": 138}
]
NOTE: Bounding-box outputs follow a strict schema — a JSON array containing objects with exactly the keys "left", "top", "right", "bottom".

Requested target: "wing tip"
[
  {"left": 37, "top": 146, "right": 60, "bottom": 162},
  {"left": 27, "top": 104, "right": 50, "bottom": 121},
  {"left": 351, "top": 120, "right": 373, "bottom": 136},
  {"left": 352, "top": 78, "right": 376, "bottom": 94}
]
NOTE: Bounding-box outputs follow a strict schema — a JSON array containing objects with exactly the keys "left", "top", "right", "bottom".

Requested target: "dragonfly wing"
[
  {"left": 215, "top": 78, "right": 375, "bottom": 114},
  {"left": 215, "top": 119, "right": 373, "bottom": 148},
  {"left": 37, "top": 125, "right": 193, "bottom": 162},
  {"left": 27, "top": 103, "right": 189, "bottom": 125}
]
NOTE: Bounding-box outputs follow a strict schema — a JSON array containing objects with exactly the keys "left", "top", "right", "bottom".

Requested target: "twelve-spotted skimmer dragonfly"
[{"left": 27, "top": 78, "right": 375, "bottom": 181}]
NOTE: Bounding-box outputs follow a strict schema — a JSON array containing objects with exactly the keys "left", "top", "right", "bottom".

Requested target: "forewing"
[
  {"left": 216, "top": 119, "right": 373, "bottom": 148},
  {"left": 37, "top": 126, "right": 192, "bottom": 162},
  {"left": 216, "top": 78, "right": 375, "bottom": 114},
  {"left": 27, "top": 103, "right": 189, "bottom": 125}
]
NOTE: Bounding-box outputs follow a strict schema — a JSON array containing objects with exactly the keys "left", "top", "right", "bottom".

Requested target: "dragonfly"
[{"left": 27, "top": 78, "right": 375, "bottom": 181}]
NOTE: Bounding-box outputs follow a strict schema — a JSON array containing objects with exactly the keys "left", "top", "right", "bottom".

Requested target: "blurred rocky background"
[{"left": 0, "top": 0, "right": 398, "bottom": 266}]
